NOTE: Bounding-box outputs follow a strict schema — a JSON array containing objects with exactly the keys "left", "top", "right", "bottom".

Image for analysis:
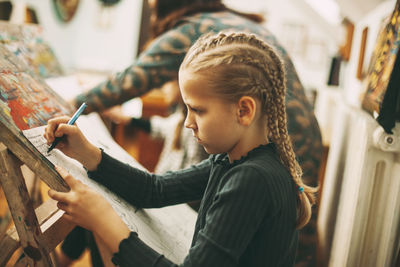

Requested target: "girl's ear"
[{"left": 237, "top": 96, "right": 256, "bottom": 126}]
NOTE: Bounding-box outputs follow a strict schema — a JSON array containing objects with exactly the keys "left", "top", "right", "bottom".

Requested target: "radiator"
[{"left": 317, "top": 103, "right": 400, "bottom": 267}]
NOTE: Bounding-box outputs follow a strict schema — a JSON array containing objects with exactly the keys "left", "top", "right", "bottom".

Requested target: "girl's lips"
[{"left": 192, "top": 131, "right": 201, "bottom": 142}]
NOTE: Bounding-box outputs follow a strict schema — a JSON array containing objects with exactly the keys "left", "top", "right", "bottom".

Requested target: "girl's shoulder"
[{"left": 216, "top": 144, "right": 293, "bottom": 189}]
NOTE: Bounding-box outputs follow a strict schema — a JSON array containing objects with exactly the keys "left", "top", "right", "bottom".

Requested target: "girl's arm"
[
  {"left": 44, "top": 116, "right": 210, "bottom": 208},
  {"left": 87, "top": 150, "right": 210, "bottom": 208},
  {"left": 110, "top": 166, "right": 282, "bottom": 267},
  {"left": 48, "top": 160, "right": 283, "bottom": 267}
]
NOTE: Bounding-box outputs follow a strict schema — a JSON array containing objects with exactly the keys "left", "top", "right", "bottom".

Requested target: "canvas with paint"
[
  {"left": 362, "top": 0, "right": 400, "bottom": 133},
  {"left": 0, "top": 44, "right": 72, "bottom": 131},
  {"left": 0, "top": 21, "right": 64, "bottom": 78}
]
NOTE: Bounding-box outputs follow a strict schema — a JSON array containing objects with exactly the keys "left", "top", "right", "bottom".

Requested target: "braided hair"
[{"left": 180, "top": 32, "right": 316, "bottom": 228}]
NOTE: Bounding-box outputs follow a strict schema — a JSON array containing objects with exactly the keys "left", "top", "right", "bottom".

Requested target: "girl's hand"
[
  {"left": 44, "top": 116, "right": 101, "bottom": 171},
  {"left": 49, "top": 166, "right": 130, "bottom": 252},
  {"left": 49, "top": 166, "right": 116, "bottom": 231}
]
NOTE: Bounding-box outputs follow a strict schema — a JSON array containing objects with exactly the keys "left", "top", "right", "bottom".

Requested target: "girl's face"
[{"left": 179, "top": 70, "right": 244, "bottom": 156}]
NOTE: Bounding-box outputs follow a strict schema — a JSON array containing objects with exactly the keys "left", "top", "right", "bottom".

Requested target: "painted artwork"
[
  {"left": 0, "top": 21, "right": 64, "bottom": 78},
  {"left": 0, "top": 44, "right": 72, "bottom": 131},
  {"left": 362, "top": 0, "right": 400, "bottom": 133}
]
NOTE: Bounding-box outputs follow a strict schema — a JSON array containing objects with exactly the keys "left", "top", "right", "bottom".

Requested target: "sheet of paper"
[{"left": 22, "top": 113, "right": 196, "bottom": 263}]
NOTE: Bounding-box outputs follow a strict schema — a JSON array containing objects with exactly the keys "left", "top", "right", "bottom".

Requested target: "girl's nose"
[{"left": 184, "top": 112, "right": 196, "bottom": 129}]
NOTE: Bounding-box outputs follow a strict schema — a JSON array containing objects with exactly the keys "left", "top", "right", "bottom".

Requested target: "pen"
[{"left": 47, "top": 102, "right": 87, "bottom": 153}]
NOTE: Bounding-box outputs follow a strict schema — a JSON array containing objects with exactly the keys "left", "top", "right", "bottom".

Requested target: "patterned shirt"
[{"left": 88, "top": 143, "right": 298, "bottom": 267}]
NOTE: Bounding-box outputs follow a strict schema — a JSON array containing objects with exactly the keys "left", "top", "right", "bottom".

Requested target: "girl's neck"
[{"left": 227, "top": 131, "right": 269, "bottom": 163}]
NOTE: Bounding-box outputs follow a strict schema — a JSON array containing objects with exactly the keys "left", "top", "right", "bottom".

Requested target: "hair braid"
[
  {"left": 261, "top": 50, "right": 317, "bottom": 228},
  {"left": 181, "top": 31, "right": 316, "bottom": 228}
]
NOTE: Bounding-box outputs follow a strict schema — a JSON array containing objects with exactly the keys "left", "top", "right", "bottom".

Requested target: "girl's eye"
[{"left": 190, "top": 106, "right": 202, "bottom": 114}]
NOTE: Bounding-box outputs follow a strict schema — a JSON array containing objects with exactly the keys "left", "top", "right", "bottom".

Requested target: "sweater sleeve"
[
  {"left": 74, "top": 23, "right": 198, "bottom": 113},
  {"left": 111, "top": 166, "right": 273, "bottom": 267},
  {"left": 87, "top": 150, "right": 210, "bottom": 208}
]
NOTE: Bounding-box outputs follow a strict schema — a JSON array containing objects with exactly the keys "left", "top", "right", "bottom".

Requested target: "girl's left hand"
[{"left": 48, "top": 166, "right": 115, "bottom": 232}]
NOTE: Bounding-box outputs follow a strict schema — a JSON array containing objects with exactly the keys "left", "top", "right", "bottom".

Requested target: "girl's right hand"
[{"left": 44, "top": 116, "right": 102, "bottom": 171}]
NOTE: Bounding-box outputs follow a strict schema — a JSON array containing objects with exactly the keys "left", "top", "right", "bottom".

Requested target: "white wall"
[
  {"left": 336, "top": 0, "right": 388, "bottom": 22},
  {"left": 12, "top": 0, "right": 339, "bottom": 90},
  {"left": 224, "top": 0, "right": 340, "bottom": 90},
  {"left": 12, "top": 0, "right": 143, "bottom": 73}
]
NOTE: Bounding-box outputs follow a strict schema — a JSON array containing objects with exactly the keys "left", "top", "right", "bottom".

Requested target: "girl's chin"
[{"left": 203, "top": 146, "right": 220, "bottom": 155}]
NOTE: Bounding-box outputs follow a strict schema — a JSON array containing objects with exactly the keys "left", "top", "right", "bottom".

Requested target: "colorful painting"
[
  {"left": 362, "top": 0, "right": 400, "bottom": 133},
  {"left": 0, "top": 45, "right": 72, "bottom": 131},
  {"left": 0, "top": 21, "right": 64, "bottom": 78}
]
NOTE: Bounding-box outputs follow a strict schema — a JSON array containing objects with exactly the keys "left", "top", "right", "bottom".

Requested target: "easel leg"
[
  {"left": 0, "top": 145, "right": 53, "bottom": 266},
  {"left": 0, "top": 233, "right": 19, "bottom": 265}
]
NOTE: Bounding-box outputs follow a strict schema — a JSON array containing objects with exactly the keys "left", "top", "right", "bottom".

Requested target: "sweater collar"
[{"left": 214, "top": 143, "right": 275, "bottom": 167}]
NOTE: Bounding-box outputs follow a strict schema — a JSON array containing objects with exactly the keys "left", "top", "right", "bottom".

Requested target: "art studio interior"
[{"left": 0, "top": 0, "right": 399, "bottom": 266}]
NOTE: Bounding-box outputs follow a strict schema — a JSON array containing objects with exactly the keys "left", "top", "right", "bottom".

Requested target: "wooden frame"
[
  {"left": 339, "top": 18, "right": 354, "bottom": 62},
  {"left": 0, "top": 118, "right": 73, "bottom": 266},
  {"left": 357, "top": 27, "right": 369, "bottom": 80}
]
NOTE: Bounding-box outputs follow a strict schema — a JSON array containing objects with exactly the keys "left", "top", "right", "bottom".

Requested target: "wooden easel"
[{"left": 0, "top": 119, "right": 74, "bottom": 266}]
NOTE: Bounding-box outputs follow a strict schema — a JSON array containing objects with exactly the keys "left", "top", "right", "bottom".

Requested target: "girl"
[
  {"left": 74, "top": 1, "right": 323, "bottom": 263},
  {"left": 45, "top": 32, "right": 316, "bottom": 267}
]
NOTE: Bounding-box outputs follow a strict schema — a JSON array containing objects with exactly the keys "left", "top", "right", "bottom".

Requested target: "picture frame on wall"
[
  {"left": 361, "top": 0, "right": 400, "bottom": 133},
  {"left": 53, "top": 0, "right": 80, "bottom": 23},
  {"left": 339, "top": 18, "right": 354, "bottom": 62},
  {"left": 356, "top": 27, "right": 368, "bottom": 80}
]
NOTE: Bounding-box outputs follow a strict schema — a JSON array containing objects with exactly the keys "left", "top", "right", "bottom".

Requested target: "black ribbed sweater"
[{"left": 88, "top": 143, "right": 298, "bottom": 267}]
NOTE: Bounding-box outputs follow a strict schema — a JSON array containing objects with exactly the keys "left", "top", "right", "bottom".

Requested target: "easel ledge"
[{"left": 0, "top": 118, "right": 69, "bottom": 192}]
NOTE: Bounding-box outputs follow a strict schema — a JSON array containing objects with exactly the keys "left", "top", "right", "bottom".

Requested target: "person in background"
[
  {"left": 45, "top": 31, "right": 317, "bottom": 267},
  {"left": 71, "top": 0, "right": 323, "bottom": 265}
]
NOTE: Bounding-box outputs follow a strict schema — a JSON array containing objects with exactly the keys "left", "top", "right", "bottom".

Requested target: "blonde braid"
[
  {"left": 247, "top": 35, "right": 317, "bottom": 228},
  {"left": 181, "top": 32, "right": 316, "bottom": 228}
]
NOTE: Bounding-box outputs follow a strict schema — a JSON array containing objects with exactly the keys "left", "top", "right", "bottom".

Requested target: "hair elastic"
[{"left": 299, "top": 186, "right": 304, "bottom": 193}]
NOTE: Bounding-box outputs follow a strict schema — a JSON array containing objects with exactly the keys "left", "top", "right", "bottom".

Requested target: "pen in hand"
[{"left": 47, "top": 102, "right": 87, "bottom": 153}]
